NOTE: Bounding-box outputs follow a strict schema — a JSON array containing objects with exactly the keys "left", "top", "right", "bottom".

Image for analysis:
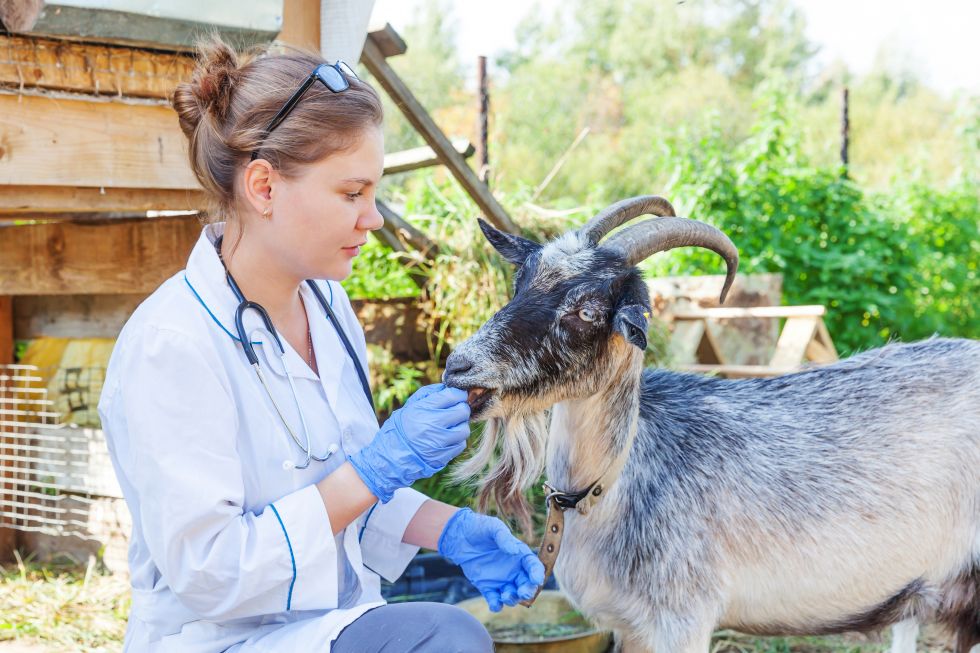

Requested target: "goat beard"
[{"left": 451, "top": 408, "right": 549, "bottom": 538}]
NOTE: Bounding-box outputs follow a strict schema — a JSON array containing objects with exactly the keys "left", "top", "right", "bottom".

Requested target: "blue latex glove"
[
  {"left": 438, "top": 508, "right": 545, "bottom": 612},
  {"left": 348, "top": 383, "right": 470, "bottom": 503}
]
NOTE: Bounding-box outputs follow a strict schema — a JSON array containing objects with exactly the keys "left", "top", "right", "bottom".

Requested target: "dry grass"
[
  {"left": 0, "top": 552, "right": 127, "bottom": 653},
  {"left": 712, "top": 627, "right": 955, "bottom": 652},
  {"left": 0, "top": 553, "right": 960, "bottom": 652}
]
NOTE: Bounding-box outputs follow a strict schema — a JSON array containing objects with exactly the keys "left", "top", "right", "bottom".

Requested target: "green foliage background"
[
  {"left": 351, "top": 0, "right": 978, "bottom": 349},
  {"left": 345, "top": 0, "right": 979, "bottom": 505}
]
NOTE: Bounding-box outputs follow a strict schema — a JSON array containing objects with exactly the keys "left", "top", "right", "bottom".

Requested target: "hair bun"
[
  {"left": 172, "top": 36, "right": 243, "bottom": 137},
  {"left": 193, "top": 38, "right": 241, "bottom": 122}
]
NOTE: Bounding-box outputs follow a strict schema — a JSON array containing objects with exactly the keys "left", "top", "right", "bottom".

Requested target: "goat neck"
[{"left": 546, "top": 338, "right": 644, "bottom": 501}]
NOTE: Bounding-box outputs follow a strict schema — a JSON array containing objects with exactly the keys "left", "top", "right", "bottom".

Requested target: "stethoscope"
[{"left": 215, "top": 237, "right": 375, "bottom": 471}]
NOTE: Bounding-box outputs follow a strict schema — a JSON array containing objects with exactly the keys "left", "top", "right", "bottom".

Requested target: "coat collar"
[{"left": 182, "top": 223, "right": 350, "bottom": 401}]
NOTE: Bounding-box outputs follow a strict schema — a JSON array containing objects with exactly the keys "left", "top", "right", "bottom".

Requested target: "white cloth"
[
  {"left": 98, "top": 223, "right": 428, "bottom": 653},
  {"left": 321, "top": 0, "right": 377, "bottom": 65}
]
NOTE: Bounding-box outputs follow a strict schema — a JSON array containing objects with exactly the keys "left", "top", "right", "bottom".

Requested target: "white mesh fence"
[{"left": 0, "top": 364, "right": 122, "bottom": 541}]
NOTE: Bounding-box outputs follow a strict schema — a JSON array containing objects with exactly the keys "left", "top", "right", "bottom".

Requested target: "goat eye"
[{"left": 578, "top": 308, "right": 598, "bottom": 323}]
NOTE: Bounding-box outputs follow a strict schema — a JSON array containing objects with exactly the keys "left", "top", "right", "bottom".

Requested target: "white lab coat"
[{"left": 98, "top": 223, "right": 428, "bottom": 652}]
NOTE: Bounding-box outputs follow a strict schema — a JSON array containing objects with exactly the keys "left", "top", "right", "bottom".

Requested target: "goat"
[{"left": 443, "top": 196, "right": 980, "bottom": 653}]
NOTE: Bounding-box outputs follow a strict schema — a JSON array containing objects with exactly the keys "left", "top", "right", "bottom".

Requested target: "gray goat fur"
[{"left": 443, "top": 196, "right": 980, "bottom": 653}]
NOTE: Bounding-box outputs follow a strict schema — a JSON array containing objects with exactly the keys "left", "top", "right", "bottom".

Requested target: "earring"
[{"left": 262, "top": 208, "right": 272, "bottom": 219}]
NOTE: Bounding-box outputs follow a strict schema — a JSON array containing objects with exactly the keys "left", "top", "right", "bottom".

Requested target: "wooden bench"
[{"left": 669, "top": 305, "right": 839, "bottom": 378}]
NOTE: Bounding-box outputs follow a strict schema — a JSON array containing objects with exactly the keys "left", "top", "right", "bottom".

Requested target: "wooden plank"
[
  {"left": 360, "top": 36, "right": 519, "bottom": 234},
  {"left": 673, "top": 305, "right": 826, "bottom": 320},
  {"left": 0, "top": 35, "right": 194, "bottom": 98},
  {"left": 650, "top": 274, "right": 784, "bottom": 367},
  {"left": 676, "top": 363, "right": 797, "bottom": 378},
  {"left": 374, "top": 201, "right": 433, "bottom": 289},
  {"left": 699, "top": 321, "right": 727, "bottom": 365},
  {"left": 0, "top": 186, "right": 205, "bottom": 213},
  {"left": 383, "top": 139, "right": 474, "bottom": 175},
  {"left": 805, "top": 337, "right": 836, "bottom": 364},
  {"left": 0, "top": 294, "right": 16, "bottom": 558},
  {"left": 278, "top": 0, "right": 320, "bottom": 50},
  {"left": 366, "top": 23, "right": 407, "bottom": 58},
  {"left": 376, "top": 201, "right": 436, "bottom": 257},
  {"left": 806, "top": 319, "right": 839, "bottom": 363},
  {"left": 0, "top": 92, "right": 198, "bottom": 190},
  {"left": 0, "top": 297, "right": 11, "bottom": 364},
  {"left": 13, "top": 294, "right": 146, "bottom": 339},
  {"left": 770, "top": 316, "right": 819, "bottom": 369},
  {"left": 668, "top": 320, "right": 705, "bottom": 365},
  {"left": 0, "top": 216, "right": 200, "bottom": 295}
]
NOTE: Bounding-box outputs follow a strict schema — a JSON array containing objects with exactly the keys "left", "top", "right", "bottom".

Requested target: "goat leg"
[{"left": 889, "top": 619, "right": 918, "bottom": 653}]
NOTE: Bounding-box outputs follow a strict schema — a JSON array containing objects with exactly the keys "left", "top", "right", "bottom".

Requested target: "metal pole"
[
  {"left": 840, "top": 86, "right": 850, "bottom": 174},
  {"left": 477, "top": 55, "right": 490, "bottom": 186}
]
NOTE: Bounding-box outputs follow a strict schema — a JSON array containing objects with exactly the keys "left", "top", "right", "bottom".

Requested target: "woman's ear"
[{"left": 242, "top": 159, "right": 276, "bottom": 215}]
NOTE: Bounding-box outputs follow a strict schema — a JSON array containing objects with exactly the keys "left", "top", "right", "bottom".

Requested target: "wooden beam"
[
  {"left": 376, "top": 201, "right": 436, "bottom": 257},
  {"left": 0, "top": 138, "right": 475, "bottom": 213},
  {"left": 0, "top": 216, "right": 200, "bottom": 295},
  {"left": 360, "top": 34, "right": 519, "bottom": 234},
  {"left": 383, "top": 139, "right": 475, "bottom": 175},
  {"left": 676, "top": 364, "right": 798, "bottom": 378},
  {"left": 373, "top": 202, "right": 433, "bottom": 290},
  {"left": 0, "top": 92, "right": 198, "bottom": 190},
  {"left": 673, "top": 305, "right": 827, "bottom": 320},
  {"left": 366, "top": 23, "right": 407, "bottom": 58},
  {"left": 770, "top": 316, "right": 819, "bottom": 369},
  {"left": 0, "top": 34, "right": 194, "bottom": 99},
  {"left": 278, "top": 0, "right": 320, "bottom": 50},
  {"left": 0, "top": 186, "right": 205, "bottom": 214}
]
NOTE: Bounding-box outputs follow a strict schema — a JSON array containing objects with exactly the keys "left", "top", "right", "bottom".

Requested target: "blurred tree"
[{"left": 373, "top": 0, "right": 466, "bottom": 154}]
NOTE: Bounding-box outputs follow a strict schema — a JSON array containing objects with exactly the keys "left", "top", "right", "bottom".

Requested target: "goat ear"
[
  {"left": 613, "top": 304, "right": 649, "bottom": 351},
  {"left": 478, "top": 218, "right": 540, "bottom": 266}
]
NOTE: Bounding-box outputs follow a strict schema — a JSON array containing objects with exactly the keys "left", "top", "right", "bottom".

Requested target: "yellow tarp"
[{"left": 19, "top": 337, "right": 116, "bottom": 427}]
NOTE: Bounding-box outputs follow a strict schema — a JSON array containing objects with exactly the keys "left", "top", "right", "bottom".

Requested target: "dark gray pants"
[{"left": 332, "top": 602, "right": 494, "bottom": 653}]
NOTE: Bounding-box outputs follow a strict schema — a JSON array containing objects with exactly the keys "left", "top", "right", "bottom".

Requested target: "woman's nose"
[{"left": 361, "top": 201, "right": 385, "bottom": 232}]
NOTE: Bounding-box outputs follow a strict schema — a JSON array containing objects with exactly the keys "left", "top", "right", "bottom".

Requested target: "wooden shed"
[{"left": 0, "top": 0, "right": 519, "bottom": 568}]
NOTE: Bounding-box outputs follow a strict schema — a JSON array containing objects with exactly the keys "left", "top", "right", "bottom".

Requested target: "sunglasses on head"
[{"left": 250, "top": 61, "right": 359, "bottom": 161}]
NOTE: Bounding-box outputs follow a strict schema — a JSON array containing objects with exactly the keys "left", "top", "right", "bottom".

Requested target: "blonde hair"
[{"left": 171, "top": 35, "right": 384, "bottom": 222}]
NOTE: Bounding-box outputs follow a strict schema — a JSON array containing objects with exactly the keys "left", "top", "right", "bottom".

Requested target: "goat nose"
[{"left": 444, "top": 355, "right": 474, "bottom": 379}]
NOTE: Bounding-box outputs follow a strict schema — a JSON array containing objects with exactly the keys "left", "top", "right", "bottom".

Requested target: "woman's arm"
[
  {"left": 316, "top": 462, "right": 379, "bottom": 535},
  {"left": 401, "top": 499, "right": 460, "bottom": 550}
]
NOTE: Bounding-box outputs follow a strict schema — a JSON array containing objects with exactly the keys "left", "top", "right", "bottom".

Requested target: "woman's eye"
[
  {"left": 578, "top": 308, "right": 598, "bottom": 323},
  {"left": 345, "top": 192, "right": 362, "bottom": 201}
]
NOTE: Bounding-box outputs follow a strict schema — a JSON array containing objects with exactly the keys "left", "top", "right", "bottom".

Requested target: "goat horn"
[
  {"left": 579, "top": 195, "right": 676, "bottom": 246},
  {"left": 604, "top": 217, "right": 740, "bottom": 303}
]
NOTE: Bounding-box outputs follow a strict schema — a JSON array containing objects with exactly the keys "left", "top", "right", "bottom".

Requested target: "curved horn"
[
  {"left": 605, "top": 217, "right": 740, "bottom": 303},
  {"left": 578, "top": 195, "right": 676, "bottom": 246}
]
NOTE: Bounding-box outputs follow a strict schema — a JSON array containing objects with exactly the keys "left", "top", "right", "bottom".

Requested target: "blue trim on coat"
[
  {"left": 269, "top": 503, "right": 296, "bottom": 610},
  {"left": 358, "top": 503, "right": 379, "bottom": 543},
  {"left": 184, "top": 275, "right": 261, "bottom": 345}
]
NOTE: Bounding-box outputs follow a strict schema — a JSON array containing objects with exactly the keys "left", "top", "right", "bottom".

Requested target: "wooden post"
[
  {"left": 0, "top": 296, "right": 16, "bottom": 561},
  {"left": 279, "top": 0, "right": 321, "bottom": 50},
  {"left": 361, "top": 31, "right": 519, "bottom": 234},
  {"left": 477, "top": 55, "right": 490, "bottom": 185},
  {"left": 0, "top": 297, "right": 11, "bottom": 365},
  {"left": 840, "top": 86, "right": 850, "bottom": 174}
]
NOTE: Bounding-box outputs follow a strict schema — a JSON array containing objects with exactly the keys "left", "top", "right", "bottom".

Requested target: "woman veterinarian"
[{"left": 97, "top": 37, "right": 543, "bottom": 652}]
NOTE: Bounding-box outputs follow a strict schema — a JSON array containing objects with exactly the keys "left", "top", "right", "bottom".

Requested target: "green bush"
[{"left": 645, "top": 86, "right": 978, "bottom": 354}]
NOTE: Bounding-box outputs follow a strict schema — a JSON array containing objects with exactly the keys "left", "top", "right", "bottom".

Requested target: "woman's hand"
[
  {"left": 348, "top": 384, "right": 470, "bottom": 503},
  {"left": 438, "top": 508, "right": 545, "bottom": 612}
]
